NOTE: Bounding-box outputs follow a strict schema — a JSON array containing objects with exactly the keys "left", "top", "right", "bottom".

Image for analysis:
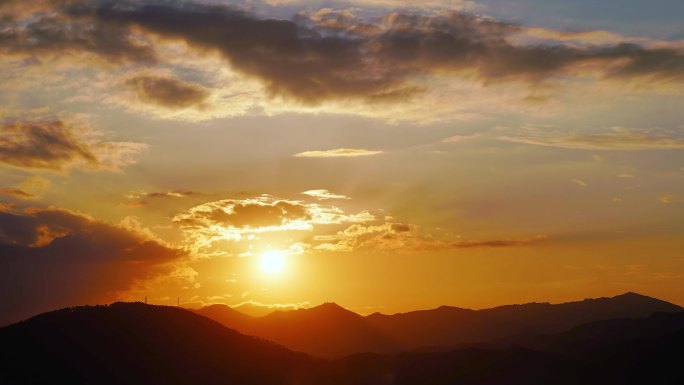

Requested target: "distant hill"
[
  {"left": 1, "top": 301, "right": 682, "bottom": 385},
  {"left": 200, "top": 302, "right": 401, "bottom": 358},
  {"left": 193, "top": 303, "right": 254, "bottom": 331},
  {"left": 478, "top": 292, "right": 682, "bottom": 334},
  {"left": 197, "top": 292, "right": 681, "bottom": 357},
  {"left": 365, "top": 305, "right": 529, "bottom": 348},
  {"left": 0, "top": 302, "right": 319, "bottom": 385}
]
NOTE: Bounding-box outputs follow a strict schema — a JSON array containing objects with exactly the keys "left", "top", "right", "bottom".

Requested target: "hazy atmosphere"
[{"left": 1, "top": 0, "right": 683, "bottom": 326}]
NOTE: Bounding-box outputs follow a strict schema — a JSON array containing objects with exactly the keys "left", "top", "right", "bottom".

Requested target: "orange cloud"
[
  {"left": 316, "top": 222, "right": 546, "bottom": 252},
  {"left": 173, "top": 196, "right": 375, "bottom": 254},
  {"left": 294, "top": 148, "right": 384, "bottom": 158}
]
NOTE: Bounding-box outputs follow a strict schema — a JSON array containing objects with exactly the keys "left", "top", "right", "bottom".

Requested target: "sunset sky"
[{"left": 1, "top": 0, "right": 683, "bottom": 325}]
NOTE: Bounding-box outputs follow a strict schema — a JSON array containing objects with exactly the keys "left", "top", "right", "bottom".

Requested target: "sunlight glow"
[{"left": 259, "top": 250, "right": 286, "bottom": 275}]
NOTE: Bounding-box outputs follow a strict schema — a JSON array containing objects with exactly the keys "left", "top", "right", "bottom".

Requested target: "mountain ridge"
[
  {"left": 2, "top": 299, "right": 682, "bottom": 385},
  {"left": 196, "top": 292, "right": 681, "bottom": 357}
]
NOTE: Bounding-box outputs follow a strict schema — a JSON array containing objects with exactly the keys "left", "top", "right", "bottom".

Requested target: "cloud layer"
[{"left": 2, "top": 0, "right": 682, "bottom": 105}]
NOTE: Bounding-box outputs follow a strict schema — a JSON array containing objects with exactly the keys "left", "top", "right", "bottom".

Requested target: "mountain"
[
  {"left": 530, "top": 311, "right": 684, "bottom": 385},
  {"left": 479, "top": 292, "right": 682, "bottom": 334},
  {"left": 1, "top": 302, "right": 682, "bottom": 385},
  {"left": 0, "top": 302, "right": 319, "bottom": 385},
  {"left": 193, "top": 303, "right": 254, "bottom": 331},
  {"left": 247, "top": 302, "right": 402, "bottom": 358},
  {"left": 366, "top": 305, "right": 529, "bottom": 349},
  {"left": 528, "top": 310, "right": 684, "bottom": 358},
  {"left": 197, "top": 293, "right": 681, "bottom": 357}
]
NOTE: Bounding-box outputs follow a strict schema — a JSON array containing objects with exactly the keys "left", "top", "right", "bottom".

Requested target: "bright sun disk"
[{"left": 259, "top": 250, "right": 286, "bottom": 275}]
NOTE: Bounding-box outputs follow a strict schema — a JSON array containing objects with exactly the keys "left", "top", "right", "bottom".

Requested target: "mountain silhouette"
[
  {"left": 527, "top": 310, "right": 684, "bottom": 358},
  {"left": 529, "top": 311, "right": 684, "bottom": 385},
  {"left": 365, "top": 305, "right": 529, "bottom": 349},
  {"left": 197, "top": 292, "right": 681, "bottom": 357},
  {"left": 193, "top": 303, "right": 254, "bottom": 331},
  {"left": 205, "top": 302, "right": 402, "bottom": 358},
  {"left": 1, "top": 300, "right": 682, "bottom": 385},
  {"left": 478, "top": 292, "right": 681, "bottom": 334},
  {"left": 0, "top": 302, "right": 319, "bottom": 385}
]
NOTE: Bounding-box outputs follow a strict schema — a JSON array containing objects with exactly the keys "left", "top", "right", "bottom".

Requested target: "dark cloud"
[
  {"left": 0, "top": 120, "right": 97, "bottom": 170},
  {"left": 126, "top": 75, "right": 210, "bottom": 109},
  {"left": 89, "top": 2, "right": 684, "bottom": 102},
  {"left": 4, "top": 1, "right": 683, "bottom": 103},
  {"left": 0, "top": 3, "right": 156, "bottom": 64},
  {"left": 0, "top": 208, "right": 185, "bottom": 325},
  {"left": 0, "top": 119, "right": 146, "bottom": 171}
]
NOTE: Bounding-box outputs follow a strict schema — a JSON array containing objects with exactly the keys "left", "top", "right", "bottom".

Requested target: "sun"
[{"left": 259, "top": 250, "right": 286, "bottom": 275}]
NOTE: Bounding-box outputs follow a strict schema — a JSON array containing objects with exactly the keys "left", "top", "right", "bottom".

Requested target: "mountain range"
[
  {"left": 1, "top": 292, "right": 682, "bottom": 385},
  {"left": 195, "top": 292, "right": 681, "bottom": 357}
]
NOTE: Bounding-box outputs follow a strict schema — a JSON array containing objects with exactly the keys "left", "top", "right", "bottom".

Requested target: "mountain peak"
[
  {"left": 613, "top": 292, "right": 650, "bottom": 299},
  {"left": 309, "top": 302, "right": 356, "bottom": 315}
]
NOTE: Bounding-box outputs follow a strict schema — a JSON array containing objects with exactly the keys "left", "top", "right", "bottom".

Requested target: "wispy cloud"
[
  {"left": 571, "top": 179, "right": 588, "bottom": 187},
  {"left": 294, "top": 148, "right": 383, "bottom": 158},
  {"left": 0, "top": 119, "right": 147, "bottom": 171},
  {"left": 316, "top": 222, "right": 547, "bottom": 253},
  {"left": 302, "top": 189, "right": 351, "bottom": 200},
  {"left": 0, "top": 188, "right": 36, "bottom": 199},
  {"left": 498, "top": 126, "right": 684, "bottom": 151}
]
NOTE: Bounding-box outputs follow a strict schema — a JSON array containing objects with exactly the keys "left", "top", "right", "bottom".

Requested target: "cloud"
[
  {"left": 231, "top": 300, "right": 311, "bottom": 317},
  {"left": 294, "top": 148, "right": 384, "bottom": 158},
  {"left": 442, "top": 134, "right": 479, "bottom": 143},
  {"left": 0, "top": 119, "right": 147, "bottom": 171},
  {"left": 173, "top": 195, "right": 374, "bottom": 254},
  {"left": 659, "top": 195, "right": 683, "bottom": 204},
  {"left": 0, "top": 207, "right": 186, "bottom": 325},
  {"left": 3, "top": 1, "right": 682, "bottom": 105},
  {"left": 316, "top": 222, "right": 545, "bottom": 252},
  {"left": 498, "top": 126, "right": 684, "bottom": 151},
  {"left": 122, "top": 190, "right": 203, "bottom": 208},
  {"left": 301, "top": 189, "right": 350, "bottom": 200},
  {"left": 0, "top": 187, "right": 35, "bottom": 199},
  {"left": 0, "top": 1, "right": 156, "bottom": 64},
  {"left": 571, "top": 179, "right": 588, "bottom": 187},
  {"left": 125, "top": 75, "right": 210, "bottom": 109}
]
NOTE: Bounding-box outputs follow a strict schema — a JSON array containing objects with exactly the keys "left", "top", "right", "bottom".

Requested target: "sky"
[{"left": 0, "top": 0, "right": 683, "bottom": 325}]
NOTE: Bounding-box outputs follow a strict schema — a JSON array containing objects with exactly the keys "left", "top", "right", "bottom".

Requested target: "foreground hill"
[
  {"left": 1, "top": 303, "right": 682, "bottom": 385},
  {"left": 0, "top": 302, "right": 319, "bottom": 385},
  {"left": 197, "top": 292, "right": 681, "bottom": 357}
]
